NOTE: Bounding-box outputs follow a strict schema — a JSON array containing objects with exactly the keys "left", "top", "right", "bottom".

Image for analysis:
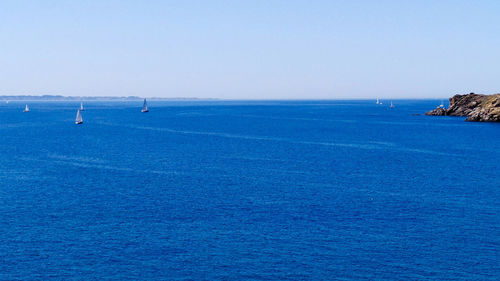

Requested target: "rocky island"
[{"left": 426, "top": 93, "right": 500, "bottom": 122}]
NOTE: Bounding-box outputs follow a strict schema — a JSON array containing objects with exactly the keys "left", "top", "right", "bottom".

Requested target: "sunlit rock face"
[{"left": 426, "top": 93, "right": 500, "bottom": 122}]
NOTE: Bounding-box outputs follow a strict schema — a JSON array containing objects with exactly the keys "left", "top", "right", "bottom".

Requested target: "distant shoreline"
[
  {"left": 0, "top": 95, "right": 449, "bottom": 101},
  {"left": 0, "top": 95, "right": 219, "bottom": 101}
]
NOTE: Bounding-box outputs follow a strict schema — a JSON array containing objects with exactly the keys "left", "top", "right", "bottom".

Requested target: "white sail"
[
  {"left": 376, "top": 98, "right": 379, "bottom": 104},
  {"left": 141, "top": 98, "right": 149, "bottom": 112},
  {"left": 80, "top": 102, "right": 84, "bottom": 111},
  {"left": 390, "top": 101, "right": 394, "bottom": 108},
  {"left": 75, "top": 109, "right": 83, "bottom": 124},
  {"left": 24, "top": 104, "right": 30, "bottom": 112}
]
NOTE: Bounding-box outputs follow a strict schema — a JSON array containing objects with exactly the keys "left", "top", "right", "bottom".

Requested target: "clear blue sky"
[{"left": 1, "top": 0, "right": 499, "bottom": 99}]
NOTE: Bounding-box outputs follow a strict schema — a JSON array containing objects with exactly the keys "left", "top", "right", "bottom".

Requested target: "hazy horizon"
[
  {"left": 1, "top": 1, "right": 500, "bottom": 99},
  {"left": 0, "top": 92, "right": 474, "bottom": 100}
]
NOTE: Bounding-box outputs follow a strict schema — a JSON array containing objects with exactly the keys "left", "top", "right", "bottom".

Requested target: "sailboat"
[
  {"left": 23, "top": 104, "right": 30, "bottom": 112},
  {"left": 376, "top": 98, "right": 380, "bottom": 104},
  {"left": 80, "top": 102, "right": 85, "bottom": 111},
  {"left": 75, "top": 109, "right": 83, "bottom": 124},
  {"left": 389, "top": 101, "right": 395, "bottom": 108},
  {"left": 141, "top": 98, "right": 149, "bottom": 113},
  {"left": 439, "top": 100, "right": 444, "bottom": 108}
]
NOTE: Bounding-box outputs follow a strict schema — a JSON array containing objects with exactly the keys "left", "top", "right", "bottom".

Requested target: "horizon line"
[{"left": 0, "top": 96, "right": 450, "bottom": 101}]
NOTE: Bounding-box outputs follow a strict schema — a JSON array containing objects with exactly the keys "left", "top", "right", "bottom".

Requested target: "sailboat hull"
[
  {"left": 75, "top": 121, "right": 83, "bottom": 124},
  {"left": 141, "top": 109, "right": 148, "bottom": 113}
]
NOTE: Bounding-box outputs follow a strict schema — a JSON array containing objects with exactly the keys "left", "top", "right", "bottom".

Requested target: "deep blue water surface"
[{"left": 0, "top": 100, "right": 499, "bottom": 280}]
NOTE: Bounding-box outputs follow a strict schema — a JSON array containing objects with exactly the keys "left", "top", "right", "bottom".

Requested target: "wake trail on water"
[
  {"left": 209, "top": 114, "right": 466, "bottom": 127},
  {"left": 46, "top": 153, "right": 107, "bottom": 164},
  {"left": 97, "top": 122, "right": 460, "bottom": 157},
  {"left": 18, "top": 156, "right": 181, "bottom": 176}
]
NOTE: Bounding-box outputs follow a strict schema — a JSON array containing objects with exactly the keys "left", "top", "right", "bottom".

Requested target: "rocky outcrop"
[
  {"left": 426, "top": 106, "right": 446, "bottom": 116},
  {"left": 426, "top": 93, "right": 500, "bottom": 122}
]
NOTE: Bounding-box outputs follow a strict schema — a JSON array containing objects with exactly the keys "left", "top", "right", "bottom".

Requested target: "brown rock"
[
  {"left": 425, "top": 107, "right": 447, "bottom": 116},
  {"left": 426, "top": 93, "right": 500, "bottom": 122}
]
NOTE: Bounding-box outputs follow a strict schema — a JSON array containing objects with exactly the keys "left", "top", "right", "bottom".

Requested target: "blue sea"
[{"left": 0, "top": 100, "right": 499, "bottom": 280}]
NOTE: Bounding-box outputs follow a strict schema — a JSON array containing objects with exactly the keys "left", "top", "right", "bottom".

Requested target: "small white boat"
[
  {"left": 75, "top": 109, "right": 83, "bottom": 124},
  {"left": 80, "top": 102, "right": 85, "bottom": 111},
  {"left": 23, "top": 104, "right": 30, "bottom": 112},
  {"left": 141, "top": 98, "right": 149, "bottom": 113},
  {"left": 376, "top": 98, "right": 380, "bottom": 104},
  {"left": 390, "top": 101, "right": 395, "bottom": 108},
  {"left": 439, "top": 100, "right": 444, "bottom": 108}
]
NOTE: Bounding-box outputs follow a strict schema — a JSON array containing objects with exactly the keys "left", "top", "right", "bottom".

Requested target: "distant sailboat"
[
  {"left": 390, "top": 101, "right": 395, "bottom": 108},
  {"left": 75, "top": 109, "right": 83, "bottom": 124},
  {"left": 141, "top": 98, "right": 149, "bottom": 113},
  {"left": 439, "top": 100, "right": 444, "bottom": 108},
  {"left": 80, "top": 102, "right": 85, "bottom": 111},
  {"left": 23, "top": 104, "right": 30, "bottom": 112},
  {"left": 376, "top": 98, "right": 380, "bottom": 104}
]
